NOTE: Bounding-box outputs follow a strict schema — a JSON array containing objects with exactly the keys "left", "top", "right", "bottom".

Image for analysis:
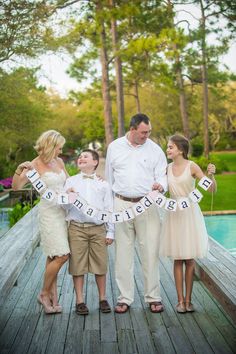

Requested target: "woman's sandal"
[
  {"left": 76, "top": 302, "right": 89, "bottom": 315},
  {"left": 37, "top": 294, "right": 57, "bottom": 314},
  {"left": 149, "top": 301, "right": 164, "bottom": 313},
  {"left": 114, "top": 302, "right": 130, "bottom": 314}
]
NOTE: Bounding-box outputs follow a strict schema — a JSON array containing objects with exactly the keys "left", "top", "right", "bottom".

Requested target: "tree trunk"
[
  {"left": 200, "top": 0, "right": 209, "bottom": 158},
  {"left": 97, "top": 3, "right": 113, "bottom": 146},
  {"left": 134, "top": 80, "right": 141, "bottom": 113},
  {"left": 109, "top": 0, "right": 125, "bottom": 137},
  {"left": 167, "top": 1, "right": 189, "bottom": 139},
  {"left": 176, "top": 58, "right": 190, "bottom": 139}
]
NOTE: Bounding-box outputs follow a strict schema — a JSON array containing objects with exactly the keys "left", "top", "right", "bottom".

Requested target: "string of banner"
[{"left": 26, "top": 169, "right": 213, "bottom": 224}]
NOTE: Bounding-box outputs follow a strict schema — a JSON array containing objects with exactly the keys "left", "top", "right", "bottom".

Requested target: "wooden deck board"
[{"left": 0, "top": 244, "right": 235, "bottom": 354}]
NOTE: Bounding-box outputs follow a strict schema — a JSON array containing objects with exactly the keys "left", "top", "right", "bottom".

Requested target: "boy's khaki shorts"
[{"left": 68, "top": 221, "right": 107, "bottom": 276}]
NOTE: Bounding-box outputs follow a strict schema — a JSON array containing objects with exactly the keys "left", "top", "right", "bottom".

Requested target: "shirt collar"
[{"left": 125, "top": 133, "right": 145, "bottom": 148}]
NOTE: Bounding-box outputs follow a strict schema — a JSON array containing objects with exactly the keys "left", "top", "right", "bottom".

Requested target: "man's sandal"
[
  {"left": 76, "top": 302, "right": 89, "bottom": 315},
  {"left": 149, "top": 301, "right": 164, "bottom": 313},
  {"left": 114, "top": 302, "right": 130, "bottom": 314}
]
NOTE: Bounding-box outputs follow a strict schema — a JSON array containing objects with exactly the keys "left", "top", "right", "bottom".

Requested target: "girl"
[
  {"left": 12, "top": 130, "right": 70, "bottom": 314},
  {"left": 161, "top": 134, "right": 216, "bottom": 313}
]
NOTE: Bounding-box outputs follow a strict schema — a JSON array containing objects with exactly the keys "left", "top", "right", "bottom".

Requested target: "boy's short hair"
[{"left": 79, "top": 149, "right": 99, "bottom": 170}]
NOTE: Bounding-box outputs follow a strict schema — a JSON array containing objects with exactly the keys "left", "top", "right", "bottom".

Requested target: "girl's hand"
[{"left": 207, "top": 163, "right": 216, "bottom": 176}]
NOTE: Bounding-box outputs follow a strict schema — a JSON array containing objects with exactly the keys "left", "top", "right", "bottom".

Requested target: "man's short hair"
[{"left": 129, "top": 113, "right": 150, "bottom": 129}]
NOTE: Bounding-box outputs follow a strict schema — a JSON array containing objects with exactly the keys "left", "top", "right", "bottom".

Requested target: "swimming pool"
[{"left": 204, "top": 215, "right": 236, "bottom": 256}]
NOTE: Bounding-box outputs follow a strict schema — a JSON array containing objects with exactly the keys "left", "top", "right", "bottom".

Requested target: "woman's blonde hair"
[{"left": 34, "top": 130, "right": 65, "bottom": 163}]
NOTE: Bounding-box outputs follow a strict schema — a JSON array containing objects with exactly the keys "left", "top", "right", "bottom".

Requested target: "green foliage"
[
  {"left": 8, "top": 199, "right": 39, "bottom": 227},
  {"left": 66, "top": 163, "right": 78, "bottom": 176},
  {"left": 0, "top": 67, "right": 52, "bottom": 178},
  {"left": 0, "top": 0, "right": 53, "bottom": 62},
  {"left": 191, "top": 155, "right": 228, "bottom": 174},
  {"left": 191, "top": 143, "right": 204, "bottom": 157},
  {"left": 200, "top": 174, "right": 236, "bottom": 211},
  {"left": 211, "top": 152, "right": 236, "bottom": 172}
]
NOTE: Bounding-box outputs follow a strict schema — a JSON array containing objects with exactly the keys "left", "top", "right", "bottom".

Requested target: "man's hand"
[{"left": 106, "top": 238, "right": 113, "bottom": 245}]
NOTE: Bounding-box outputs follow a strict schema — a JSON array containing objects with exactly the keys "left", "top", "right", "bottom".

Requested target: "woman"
[{"left": 12, "top": 130, "right": 70, "bottom": 314}]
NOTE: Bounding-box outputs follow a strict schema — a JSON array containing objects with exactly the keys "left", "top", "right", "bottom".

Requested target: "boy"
[{"left": 64, "top": 149, "right": 114, "bottom": 315}]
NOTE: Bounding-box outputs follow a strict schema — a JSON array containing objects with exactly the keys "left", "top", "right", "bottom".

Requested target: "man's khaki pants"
[{"left": 114, "top": 197, "right": 161, "bottom": 306}]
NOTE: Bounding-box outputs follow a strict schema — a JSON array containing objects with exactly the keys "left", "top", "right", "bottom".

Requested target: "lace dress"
[
  {"left": 38, "top": 170, "right": 70, "bottom": 258},
  {"left": 160, "top": 161, "right": 208, "bottom": 260}
]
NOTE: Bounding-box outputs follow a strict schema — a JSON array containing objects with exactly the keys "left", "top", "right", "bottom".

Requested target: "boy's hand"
[
  {"left": 66, "top": 187, "right": 75, "bottom": 193},
  {"left": 105, "top": 238, "right": 113, "bottom": 245},
  {"left": 207, "top": 163, "right": 216, "bottom": 176}
]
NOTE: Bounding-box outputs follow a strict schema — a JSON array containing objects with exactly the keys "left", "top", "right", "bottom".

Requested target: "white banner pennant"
[
  {"left": 198, "top": 176, "right": 213, "bottom": 191},
  {"left": 178, "top": 197, "right": 191, "bottom": 210},
  {"left": 165, "top": 198, "right": 177, "bottom": 212}
]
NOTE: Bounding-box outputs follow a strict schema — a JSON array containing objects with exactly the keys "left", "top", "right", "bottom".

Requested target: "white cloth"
[
  {"left": 64, "top": 173, "right": 114, "bottom": 239},
  {"left": 105, "top": 135, "right": 167, "bottom": 304},
  {"left": 105, "top": 135, "right": 168, "bottom": 197},
  {"left": 160, "top": 161, "right": 209, "bottom": 259},
  {"left": 39, "top": 170, "right": 70, "bottom": 258}
]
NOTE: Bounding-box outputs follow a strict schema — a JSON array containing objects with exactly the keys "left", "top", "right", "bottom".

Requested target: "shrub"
[
  {"left": 190, "top": 154, "right": 228, "bottom": 174},
  {"left": 8, "top": 199, "right": 39, "bottom": 227},
  {"left": 66, "top": 162, "right": 78, "bottom": 176},
  {"left": 191, "top": 143, "right": 204, "bottom": 157}
]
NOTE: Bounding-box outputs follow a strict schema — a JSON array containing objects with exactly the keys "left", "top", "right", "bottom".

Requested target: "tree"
[
  {"left": 0, "top": 0, "right": 53, "bottom": 63},
  {"left": 0, "top": 67, "right": 52, "bottom": 176}
]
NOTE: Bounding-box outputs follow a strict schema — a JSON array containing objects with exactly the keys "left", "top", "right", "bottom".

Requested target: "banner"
[{"left": 26, "top": 169, "right": 213, "bottom": 223}]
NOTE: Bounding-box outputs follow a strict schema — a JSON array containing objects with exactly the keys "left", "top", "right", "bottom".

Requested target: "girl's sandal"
[
  {"left": 176, "top": 302, "right": 186, "bottom": 313},
  {"left": 185, "top": 302, "right": 195, "bottom": 312}
]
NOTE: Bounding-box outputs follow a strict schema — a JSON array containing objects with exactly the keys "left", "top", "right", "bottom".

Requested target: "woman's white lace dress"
[{"left": 38, "top": 170, "right": 70, "bottom": 258}]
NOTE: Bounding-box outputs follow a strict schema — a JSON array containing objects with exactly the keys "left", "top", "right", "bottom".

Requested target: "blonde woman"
[{"left": 12, "top": 130, "right": 70, "bottom": 314}]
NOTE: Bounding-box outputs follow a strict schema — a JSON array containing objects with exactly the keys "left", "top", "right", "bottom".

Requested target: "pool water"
[
  {"left": 0, "top": 208, "right": 10, "bottom": 238},
  {"left": 204, "top": 215, "right": 236, "bottom": 256}
]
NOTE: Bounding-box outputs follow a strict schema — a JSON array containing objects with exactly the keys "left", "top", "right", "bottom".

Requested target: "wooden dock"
[{"left": 0, "top": 242, "right": 235, "bottom": 354}]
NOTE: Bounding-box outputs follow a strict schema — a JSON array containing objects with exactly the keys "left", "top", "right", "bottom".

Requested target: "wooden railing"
[
  {"left": 195, "top": 237, "right": 236, "bottom": 323},
  {"left": 0, "top": 206, "right": 40, "bottom": 307}
]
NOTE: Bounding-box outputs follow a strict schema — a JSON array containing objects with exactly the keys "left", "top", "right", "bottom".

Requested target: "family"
[{"left": 12, "top": 113, "right": 216, "bottom": 315}]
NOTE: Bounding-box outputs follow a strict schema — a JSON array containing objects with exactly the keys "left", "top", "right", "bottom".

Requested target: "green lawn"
[
  {"left": 199, "top": 174, "right": 236, "bottom": 211},
  {"left": 211, "top": 151, "right": 236, "bottom": 172}
]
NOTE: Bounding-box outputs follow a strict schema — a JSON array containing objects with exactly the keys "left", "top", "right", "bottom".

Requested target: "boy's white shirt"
[{"left": 63, "top": 172, "right": 114, "bottom": 239}]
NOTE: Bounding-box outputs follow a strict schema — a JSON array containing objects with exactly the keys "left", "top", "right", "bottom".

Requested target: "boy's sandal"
[
  {"left": 99, "top": 300, "right": 111, "bottom": 313},
  {"left": 149, "top": 301, "right": 164, "bottom": 313},
  {"left": 76, "top": 302, "right": 89, "bottom": 315},
  {"left": 114, "top": 302, "right": 130, "bottom": 314}
]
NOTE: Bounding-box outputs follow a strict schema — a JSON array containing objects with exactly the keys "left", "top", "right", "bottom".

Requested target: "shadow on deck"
[{"left": 0, "top": 237, "right": 235, "bottom": 353}]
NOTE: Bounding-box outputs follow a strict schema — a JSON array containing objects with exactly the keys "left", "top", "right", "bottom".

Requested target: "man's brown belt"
[{"left": 115, "top": 193, "right": 143, "bottom": 203}]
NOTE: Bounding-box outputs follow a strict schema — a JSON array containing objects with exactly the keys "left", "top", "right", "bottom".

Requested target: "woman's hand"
[{"left": 15, "top": 161, "right": 34, "bottom": 175}]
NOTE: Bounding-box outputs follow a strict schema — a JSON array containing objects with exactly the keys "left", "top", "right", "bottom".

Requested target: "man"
[{"left": 105, "top": 113, "right": 167, "bottom": 313}]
